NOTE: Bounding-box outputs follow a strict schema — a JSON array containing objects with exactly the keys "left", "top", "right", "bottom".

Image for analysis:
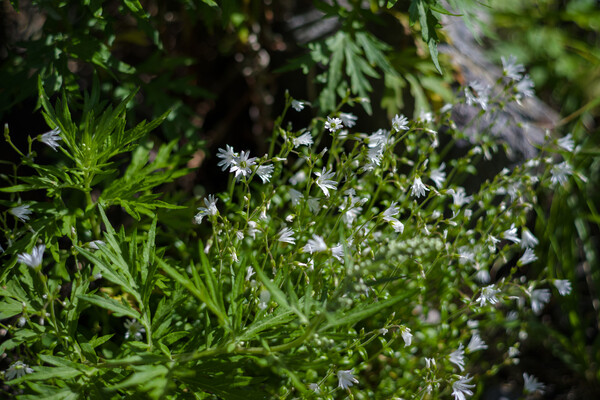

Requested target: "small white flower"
[
  {"left": 256, "top": 164, "right": 274, "bottom": 183},
  {"left": 339, "top": 113, "right": 357, "bottom": 128},
  {"left": 518, "top": 248, "right": 538, "bottom": 266},
  {"left": 477, "top": 285, "right": 500, "bottom": 307},
  {"left": 521, "top": 228, "right": 539, "bottom": 249},
  {"left": 331, "top": 243, "right": 345, "bottom": 263},
  {"left": 9, "top": 204, "right": 32, "bottom": 222},
  {"left": 308, "top": 383, "right": 320, "bottom": 393},
  {"left": 291, "top": 99, "right": 305, "bottom": 111},
  {"left": 465, "top": 81, "right": 491, "bottom": 110},
  {"left": 289, "top": 170, "right": 307, "bottom": 185},
  {"left": 40, "top": 127, "right": 62, "bottom": 151},
  {"left": 501, "top": 55, "right": 525, "bottom": 81},
  {"left": 429, "top": 163, "right": 446, "bottom": 189},
  {"left": 502, "top": 224, "right": 521, "bottom": 244},
  {"left": 216, "top": 145, "right": 238, "bottom": 171},
  {"left": 292, "top": 131, "right": 313, "bottom": 148},
  {"left": 449, "top": 187, "right": 472, "bottom": 207},
  {"left": 382, "top": 202, "right": 400, "bottom": 221},
  {"left": 554, "top": 279, "right": 572, "bottom": 296},
  {"left": 277, "top": 227, "right": 296, "bottom": 245},
  {"left": 516, "top": 74, "right": 535, "bottom": 100},
  {"left": 258, "top": 289, "right": 271, "bottom": 310},
  {"left": 364, "top": 129, "right": 392, "bottom": 170},
  {"left": 401, "top": 327, "right": 412, "bottom": 347},
  {"left": 314, "top": 167, "right": 337, "bottom": 197},
  {"left": 17, "top": 244, "right": 45, "bottom": 269},
  {"left": 411, "top": 177, "right": 429, "bottom": 198},
  {"left": 425, "top": 358, "right": 436, "bottom": 369},
  {"left": 194, "top": 195, "right": 218, "bottom": 224},
  {"left": 307, "top": 197, "right": 321, "bottom": 214},
  {"left": 530, "top": 288, "right": 551, "bottom": 314},
  {"left": 449, "top": 343, "right": 466, "bottom": 371},
  {"left": 325, "top": 117, "right": 343, "bottom": 132},
  {"left": 124, "top": 319, "right": 145, "bottom": 341},
  {"left": 230, "top": 150, "right": 257, "bottom": 179},
  {"left": 4, "top": 361, "right": 34, "bottom": 380},
  {"left": 557, "top": 133, "right": 575, "bottom": 152},
  {"left": 289, "top": 188, "right": 304, "bottom": 206},
  {"left": 379, "top": 327, "right": 389, "bottom": 335},
  {"left": 523, "top": 372, "right": 545, "bottom": 394},
  {"left": 302, "top": 234, "right": 328, "bottom": 254},
  {"left": 339, "top": 191, "right": 365, "bottom": 226},
  {"left": 551, "top": 161, "right": 573, "bottom": 186},
  {"left": 452, "top": 375, "right": 475, "bottom": 400},
  {"left": 337, "top": 369, "right": 358, "bottom": 390},
  {"left": 392, "top": 114, "right": 409, "bottom": 131},
  {"left": 508, "top": 346, "right": 520, "bottom": 358},
  {"left": 245, "top": 266, "right": 255, "bottom": 281},
  {"left": 87, "top": 240, "right": 106, "bottom": 250},
  {"left": 467, "top": 332, "right": 488, "bottom": 352}
]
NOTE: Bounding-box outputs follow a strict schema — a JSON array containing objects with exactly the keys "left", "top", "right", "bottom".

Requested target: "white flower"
[
  {"left": 4, "top": 361, "right": 34, "bottom": 380},
  {"left": 291, "top": 99, "right": 305, "bottom": 111},
  {"left": 551, "top": 161, "right": 573, "bottom": 186},
  {"left": 449, "top": 343, "right": 466, "bottom": 371},
  {"left": 452, "top": 375, "right": 475, "bottom": 400},
  {"left": 292, "top": 131, "right": 313, "bottom": 148},
  {"left": 10, "top": 204, "right": 32, "bottom": 222},
  {"left": 516, "top": 74, "right": 535, "bottom": 100},
  {"left": 256, "top": 164, "right": 274, "bottom": 183},
  {"left": 501, "top": 55, "right": 525, "bottom": 81},
  {"left": 245, "top": 266, "right": 255, "bottom": 281},
  {"left": 508, "top": 346, "right": 520, "bottom": 358},
  {"left": 339, "top": 113, "right": 357, "bottom": 128},
  {"left": 467, "top": 332, "right": 488, "bottom": 352},
  {"left": 379, "top": 327, "right": 389, "bottom": 335},
  {"left": 429, "top": 163, "right": 446, "bottom": 188},
  {"left": 557, "top": 133, "right": 575, "bottom": 152},
  {"left": 308, "top": 383, "right": 320, "bottom": 393},
  {"left": 477, "top": 285, "right": 500, "bottom": 307},
  {"left": 276, "top": 227, "right": 296, "bottom": 245},
  {"left": 523, "top": 372, "right": 545, "bottom": 394},
  {"left": 530, "top": 288, "right": 551, "bottom": 314},
  {"left": 425, "top": 358, "right": 436, "bottom": 369},
  {"left": 449, "top": 187, "right": 472, "bottom": 207},
  {"left": 216, "top": 145, "right": 238, "bottom": 171},
  {"left": 465, "top": 81, "right": 491, "bottom": 110},
  {"left": 419, "top": 111, "right": 434, "bottom": 124},
  {"left": 339, "top": 191, "right": 365, "bottom": 226},
  {"left": 124, "top": 319, "right": 145, "bottom": 341},
  {"left": 331, "top": 243, "right": 345, "bottom": 263},
  {"left": 307, "top": 197, "right": 321, "bottom": 214},
  {"left": 518, "top": 248, "right": 538, "bottom": 266},
  {"left": 411, "top": 177, "right": 429, "bottom": 198},
  {"left": 392, "top": 114, "right": 409, "bottom": 131},
  {"left": 325, "top": 117, "right": 343, "bottom": 132},
  {"left": 40, "top": 127, "right": 62, "bottom": 151},
  {"left": 194, "top": 195, "right": 218, "bottom": 224},
  {"left": 401, "top": 327, "right": 412, "bottom": 347},
  {"left": 17, "top": 244, "right": 45, "bottom": 269},
  {"left": 87, "top": 240, "right": 106, "bottom": 250},
  {"left": 230, "top": 150, "right": 257, "bottom": 179},
  {"left": 337, "top": 369, "right": 358, "bottom": 390},
  {"left": 521, "top": 228, "right": 538, "bottom": 249},
  {"left": 382, "top": 202, "right": 400, "bottom": 221},
  {"left": 364, "top": 129, "right": 392, "bottom": 170},
  {"left": 289, "top": 188, "right": 303, "bottom": 206},
  {"left": 247, "top": 221, "right": 259, "bottom": 239},
  {"left": 554, "top": 279, "right": 572, "bottom": 296},
  {"left": 502, "top": 224, "right": 521, "bottom": 244},
  {"left": 314, "top": 167, "right": 337, "bottom": 197},
  {"left": 303, "top": 234, "right": 328, "bottom": 254},
  {"left": 258, "top": 289, "right": 271, "bottom": 310},
  {"left": 289, "top": 170, "right": 307, "bottom": 185}
]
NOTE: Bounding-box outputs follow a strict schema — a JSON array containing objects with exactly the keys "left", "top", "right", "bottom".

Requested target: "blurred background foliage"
[{"left": 1, "top": 0, "right": 599, "bottom": 398}]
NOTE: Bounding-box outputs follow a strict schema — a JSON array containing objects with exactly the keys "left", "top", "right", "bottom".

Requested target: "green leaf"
[
  {"left": 78, "top": 294, "right": 141, "bottom": 319},
  {"left": 239, "top": 309, "right": 296, "bottom": 342}
]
